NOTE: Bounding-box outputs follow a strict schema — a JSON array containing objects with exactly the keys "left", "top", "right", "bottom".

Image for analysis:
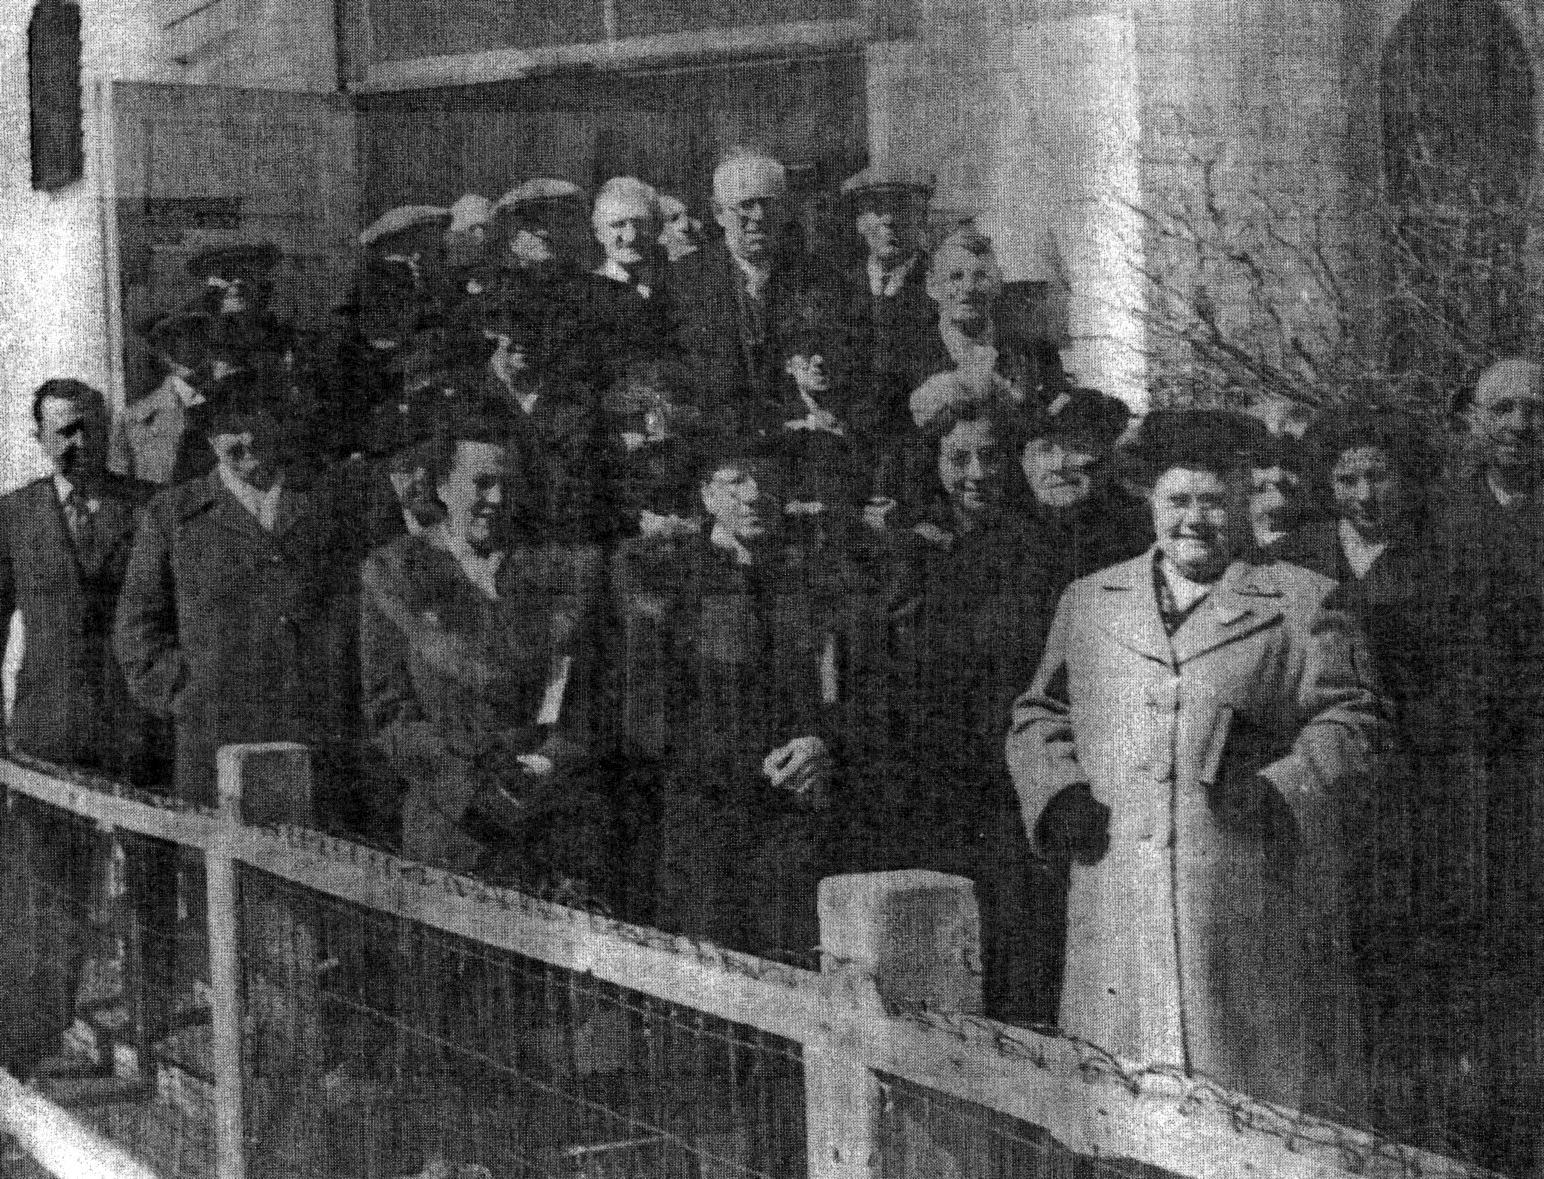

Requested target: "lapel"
[
  {"left": 1093, "top": 552, "right": 1173, "bottom": 666},
  {"left": 25, "top": 479, "right": 86, "bottom": 587},
  {"left": 1167, "top": 559, "right": 1286, "bottom": 667}
]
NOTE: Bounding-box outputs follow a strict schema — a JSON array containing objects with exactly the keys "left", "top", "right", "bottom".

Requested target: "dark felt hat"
[
  {"left": 187, "top": 242, "right": 282, "bottom": 283},
  {"left": 1026, "top": 386, "right": 1130, "bottom": 450},
  {"left": 1300, "top": 405, "right": 1439, "bottom": 484},
  {"left": 187, "top": 367, "right": 286, "bottom": 435},
  {"left": 1121, "top": 408, "right": 1257, "bottom": 483}
]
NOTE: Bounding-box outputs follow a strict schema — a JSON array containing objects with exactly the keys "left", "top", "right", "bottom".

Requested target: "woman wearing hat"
[
  {"left": 1018, "top": 386, "right": 1150, "bottom": 596},
  {"left": 1008, "top": 409, "right": 1386, "bottom": 1116}
]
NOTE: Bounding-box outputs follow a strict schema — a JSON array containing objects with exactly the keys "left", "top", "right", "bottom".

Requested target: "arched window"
[{"left": 1380, "top": 0, "right": 1535, "bottom": 382}]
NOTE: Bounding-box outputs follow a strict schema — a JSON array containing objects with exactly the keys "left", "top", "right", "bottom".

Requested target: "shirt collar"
[
  {"left": 1487, "top": 468, "right": 1533, "bottom": 508},
  {"left": 441, "top": 530, "right": 504, "bottom": 599},
  {"left": 596, "top": 258, "right": 652, "bottom": 298},
  {"left": 52, "top": 473, "right": 93, "bottom": 509},
  {"left": 165, "top": 372, "right": 205, "bottom": 408},
  {"left": 731, "top": 252, "right": 771, "bottom": 299},
  {"left": 1337, "top": 519, "right": 1389, "bottom": 578},
  {"left": 709, "top": 522, "right": 757, "bottom": 567},
  {"left": 867, "top": 254, "right": 917, "bottom": 298},
  {"left": 217, "top": 464, "right": 283, "bottom": 531}
]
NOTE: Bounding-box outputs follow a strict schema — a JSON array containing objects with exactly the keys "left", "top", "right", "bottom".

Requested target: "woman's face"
[
  {"left": 1021, "top": 435, "right": 1104, "bottom": 510},
  {"left": 938, "top": 419, "right": 1005, "bottom": 522},
  {"left": 1331, "top": 445, "right": 1407, "bottom": 541},
  {"left": 1249, "top": 464, "right": 1303, "bottom": 546}
]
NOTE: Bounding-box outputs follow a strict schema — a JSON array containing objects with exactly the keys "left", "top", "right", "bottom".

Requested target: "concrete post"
[{"left": 804, "top": 870, "right": 984, "bottom": 1179}]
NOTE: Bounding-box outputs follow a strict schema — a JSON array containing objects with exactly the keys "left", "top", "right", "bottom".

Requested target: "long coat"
[
  {"left": 837, "top": 259, "right": 937, "bottom": 453},
  {"left": 114, "top": 471, "right": 344, "bottom": 807},
  {"left": 360, "top": 533, "right": 604, "bottom": 879},
  {"left": 108, "top": 377, "right": 192, "bottom": 486},
  {"left": 1007, "top": 552, "right": 1386, "bottom": 1114}
]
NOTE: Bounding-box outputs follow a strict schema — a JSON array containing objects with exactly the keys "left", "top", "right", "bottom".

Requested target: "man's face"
[
  {"left": 509, "top": 224, "right": 556, "bottom": 267},
  {"left": 1469, "top": 368, "right": 1544, "bottom": 474},
  {"left": 701, "top": 462, "right": 781, "bottom": 541},
  {"left": 1331, "top": 446, "right": 1405, "bottom": 541},
  {"left": 785, "top": 353, "right": 830, "bottom": 397},
  {"left": 927, "top": 242, "right": 1002, "bottom": 327},
  {"left": 1022, "top": 434, "right": 1104, "bottom": 510},
  {"left": 855, "top": 202, "right": 921, "bottom": 266},
  {"left": 1151, "top": 466, "right": 1241, "bottom": 583},
  {"left": 438, "top": 440, "right": 511, "bottom": 553},
  {"left": 214, "top": 278, "right": 248, "bottom": 316},
  {"left": 937, "top": 419, "right": 1005, "bottom": 519},
  {"left": 715, "top": 190, "right": 783, "bottom": 266},
  {"left": 37, "top": 395, "right": 107, "bottom": 480},
  {"left": 486, "top": 332, "right": 534, "bottom": 386},
  {"left": 209, "top": 416, "right": 281, "bottom": 492},
  {"left": 594, "top": 195, "right": 661, "bottom": 270},
  {"left": 1249, "top": 464, "right": 1303, "bottom": 544}
]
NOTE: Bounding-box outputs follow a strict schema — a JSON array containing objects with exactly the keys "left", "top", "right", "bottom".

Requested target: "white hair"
[{"left": 591, "top": 176, "right": 661, "bottom": 230}]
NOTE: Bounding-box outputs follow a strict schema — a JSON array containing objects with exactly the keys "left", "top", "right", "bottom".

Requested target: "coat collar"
[{"left": 1094, "top": 549, "right": 1287, "bottom": 666}]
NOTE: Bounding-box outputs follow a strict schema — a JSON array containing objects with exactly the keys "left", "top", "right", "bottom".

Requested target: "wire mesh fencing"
[{"left": 237, "top": 868, "right": 808, "bottom": 1179}]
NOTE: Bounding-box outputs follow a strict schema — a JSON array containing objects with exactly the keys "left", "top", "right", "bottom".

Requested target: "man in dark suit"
[
  {"left": 671, "top": 149, "right": 831, "bottom": 443},
  {"left": 0, "top": 379, "right": 159, "bottom": 1078},
  {"left": 837, "top": 164, "right": 938, "bottom": 459},
  {"left": 114, "top": 373, "right": 346, "bottom": 811}
]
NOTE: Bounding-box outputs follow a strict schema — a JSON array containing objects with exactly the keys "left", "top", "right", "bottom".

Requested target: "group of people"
[{"left": 3, "top": 142, "right": 1544, "bottom": 1171}]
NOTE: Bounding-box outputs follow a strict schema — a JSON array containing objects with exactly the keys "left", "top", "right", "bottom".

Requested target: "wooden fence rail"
[{"left": 0, "top": 749, "right": 1494, "bottom": 1179}]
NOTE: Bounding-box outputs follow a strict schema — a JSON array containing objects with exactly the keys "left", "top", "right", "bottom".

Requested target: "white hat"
[
  {"left": 712, "top": 151, "right": 786, "bottom": 206},
  {"left": 359, "top": 205, "right": 450, "bottom": 247},
  {"left": 839, "top": 163, "right": 935, "bottom": 198},
  {"left": 447, "top": 194, "right": 493, "bottom": 235}
]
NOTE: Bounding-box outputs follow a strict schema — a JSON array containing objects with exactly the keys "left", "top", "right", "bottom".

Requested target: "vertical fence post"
[
  {"left": 806, "top": 870, "right": 984, "bottom": 1179},
  {"left": 210, "top": 742, "right": 314, "bottom": 1179}
]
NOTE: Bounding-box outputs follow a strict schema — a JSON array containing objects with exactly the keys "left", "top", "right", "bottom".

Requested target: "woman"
[
  {"left": 1274, "top": 406, "right": 1449, "bottom": 1137},
  {"left": 875, "top": 400, "right": 1057, "bottom": 1020}
]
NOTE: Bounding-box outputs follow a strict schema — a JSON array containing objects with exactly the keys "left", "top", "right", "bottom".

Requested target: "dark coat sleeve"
[{"left": 113, "top": 503, "right": 187, "bottom": 719}]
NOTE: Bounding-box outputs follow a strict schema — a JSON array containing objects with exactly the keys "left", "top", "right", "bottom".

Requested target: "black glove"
[{"left": 1037, "top": 784, "right": 1111, "bottom": 866}]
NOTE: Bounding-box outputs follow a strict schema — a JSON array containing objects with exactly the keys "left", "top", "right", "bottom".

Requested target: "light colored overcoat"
[{"left": 1007, "top": 551, "right": 1387, "bottom": 1115}]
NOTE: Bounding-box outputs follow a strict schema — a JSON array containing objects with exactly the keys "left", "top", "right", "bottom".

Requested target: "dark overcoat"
[
  {"left": 1007, "top": 552, "right": 1386, "bottom": 1115},
  {"left": 114, "top": 470, "right": 344, "bottom": 807},
  {"left": 360, "top": 533, "right": 604, "bottom": 879},
  {"left": 612, "top": 531, "right": 857, "bottom": 953}
]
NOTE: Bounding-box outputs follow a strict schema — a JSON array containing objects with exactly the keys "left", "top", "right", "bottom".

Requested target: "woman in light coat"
[{"left": 1007, "top": 410, "right": 1388, "bottom": 1119}]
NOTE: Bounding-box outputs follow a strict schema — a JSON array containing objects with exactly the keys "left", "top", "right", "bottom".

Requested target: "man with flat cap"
[
  {"left": 838, "top": 163, "right": 938, "bottom": 454},
  {"left": 489, "top": 178, "right": 589, "bottom": 375},
  {"left": 672, "top": 149, "right": 831, "bottom": 441},
  {"left": 1019, "top": 385, "right": 1149, "bottom": 596},
  {"left": 1007, "top": 408, "right": 1384, "bottom": 1117},
  {"left": 185, "top": 242, "right": 293, "bottom": 362}
]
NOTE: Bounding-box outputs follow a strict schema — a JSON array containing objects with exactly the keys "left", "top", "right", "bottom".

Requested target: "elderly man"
[
  {"left": 579, "top": 176, "right": 678, "bottom": 389},
  {"left": 613, "top": 442, "right": 862, "bottom": 952},
  {"left": 0, "top": 380, "right": 160, "bottom": 1077},
  {"left": 1430, "top": 358, "right": 1544, "bottom": 1172},
  {"left": 1007, "top": 409, "right": 1385, "bottom": 1116},
  {"left": 912, "top": 227, "right": 1066, "bottom": 418},
  {"left": 837, "top": 164, "right": 938, "bottom": 451},
  {"left": 673, "top": 149, "right": 829, "bottom": 441}
]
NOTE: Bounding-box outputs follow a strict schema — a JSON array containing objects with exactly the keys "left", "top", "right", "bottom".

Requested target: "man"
[
  {"left": 579, "top": 177, "right": 678, "bottom": 389},
  {"left": 613, "top": 444, "right": 857, "bottom": 952},
  {"left": 1007, "top": 408, "right": 1385, "bottom": 1116},
  {"left": 487, "top": 178, "right": 588, "bottom": 365},
  {"left": 361, "top": 406, "right": 609, "bottom": 889},
  {"left": 0, "top": 380, "right": 159, "bottom": 1078},
  {"left": 1019, "top": 386, "right": 1149, "bottom": 596},
  {"left": 658, "top": 194, "right": 702, "bottom": 263},
  {"left": 672, "top": 149, "right": 830, "bottom": 441},
  {"left": 114, "top": 373, "right": 346, "bottom": 810},
  {"left": 837, "top": 164, "right": 938, "bottom": 452},
  {"left": 912, "top": 227, "right": 1066, "bottom": 419},
  {"left": 184, "top": 242, "right": 293, "bottom": 363},
  {"left": 1430, "top": 358, "right": 1544, "bottom": 1173},
  {"left": 110, "top": 311, "right": 218, "bottom": 485}
]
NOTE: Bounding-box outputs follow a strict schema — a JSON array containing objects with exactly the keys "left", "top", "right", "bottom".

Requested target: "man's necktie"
[{"left": 66, "top": 489, "right": 98, "bottom": 569}]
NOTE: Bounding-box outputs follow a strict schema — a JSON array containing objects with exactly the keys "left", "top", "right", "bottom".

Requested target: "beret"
[{"left": 494, "top": 178, "right": 584, "bottom": 215}]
